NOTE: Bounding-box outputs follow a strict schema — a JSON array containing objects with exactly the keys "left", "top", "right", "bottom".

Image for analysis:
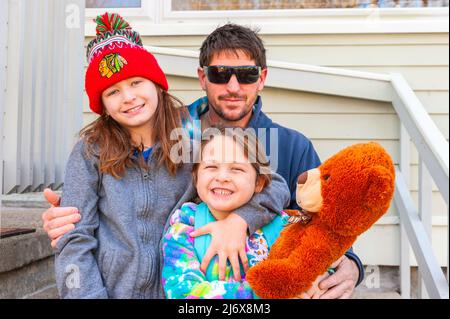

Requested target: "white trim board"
[
  {"left": 376, "top": 215, "right": 448, "bottom": 226},
  {"left": 146, "top": 45, "right": 394, "bottom": 102}
]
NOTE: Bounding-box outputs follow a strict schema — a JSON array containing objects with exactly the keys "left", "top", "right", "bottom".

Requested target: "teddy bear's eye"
[{"left": 323, "top": 174, "right": 331, "bottom": 182}]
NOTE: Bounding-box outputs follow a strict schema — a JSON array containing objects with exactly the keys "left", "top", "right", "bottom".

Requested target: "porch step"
[
  {"left": 352, "top": 290, "right": 402, "bottom": 299},
  {"left": 2, "top": 191, "right": 55, "bottom": 209},
  {"left": 0, "top": 203, "right": 57, "bottom": 299}
]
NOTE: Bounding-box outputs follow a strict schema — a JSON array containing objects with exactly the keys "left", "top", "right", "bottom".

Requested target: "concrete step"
[
  {"left": 23, "top": 284, "right": 58, "bottom": 299},
  {"left": 0, "top": 255, "right": 58, "bottom": 299},
  {"left": 1, "top": 207, "right": 46, "bottom": 230},
  {"left": 352, "top": 290, "right": 402, "bottom": 299},
  {"left": 1, "top": 201, "right": 56, "bottom": 299},
  {"left": 2, "top": 191, "right": 56, "bottom": 209}
]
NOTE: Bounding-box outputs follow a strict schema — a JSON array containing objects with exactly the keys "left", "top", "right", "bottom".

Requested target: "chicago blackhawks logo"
[{"left": 98, "top": 53, "right": 128, "bottom": 78}]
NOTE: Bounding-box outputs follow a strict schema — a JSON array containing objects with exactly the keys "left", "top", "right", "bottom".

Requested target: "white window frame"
[
  {"left": 85, "top": 0, "right": 449, "bottom": 36},
  {"left": 85, "top": 1, "right": 159, "bottom": 35}
]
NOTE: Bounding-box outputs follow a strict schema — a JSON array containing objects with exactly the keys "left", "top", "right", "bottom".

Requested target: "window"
[
  {"left": 171, "top": 0, "right": 449, "bottom": 11},
  {"left": 86, "top": 0, "right": 141, "bottom": 8},
  {"left": 85, "top": 0, "right": 155, "bottom": 27}
]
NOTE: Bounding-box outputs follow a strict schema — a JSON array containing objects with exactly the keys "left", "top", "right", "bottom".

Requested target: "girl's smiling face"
[
  {"left": 101, "top": 77, "right": 158, "bottom": 133},
  {"left": 195, "top": 135, "right": 264, "bottom": 220}
]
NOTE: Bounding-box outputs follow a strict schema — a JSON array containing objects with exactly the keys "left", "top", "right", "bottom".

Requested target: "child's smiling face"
[
  {"left": 196, "top": 135, "right": 264, "bottom": 220},
  {"left": 101, "top": 77, "right": 158, "bottom": 132}
]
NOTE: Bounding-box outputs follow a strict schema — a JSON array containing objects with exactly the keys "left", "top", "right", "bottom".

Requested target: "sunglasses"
[{"left": 203, "top": 65, "right": 262, "bottom": 84}]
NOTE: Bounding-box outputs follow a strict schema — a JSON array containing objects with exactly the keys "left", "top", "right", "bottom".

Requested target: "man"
[{"left": 43, "top": 23, "right": 363, "bottom": 299}]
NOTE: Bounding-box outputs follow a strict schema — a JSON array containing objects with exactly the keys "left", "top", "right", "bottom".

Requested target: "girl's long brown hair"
[{"left": 80, "top": 86, "right": 187, "bottom": 178}]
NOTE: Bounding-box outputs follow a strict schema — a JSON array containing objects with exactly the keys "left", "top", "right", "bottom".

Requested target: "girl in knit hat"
[{"left": 53, "top": 13, "right": 290, "bottom": 299}]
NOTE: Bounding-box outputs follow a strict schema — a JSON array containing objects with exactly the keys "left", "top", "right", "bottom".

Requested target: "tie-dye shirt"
[{"left": 162, "top": 202, "right": 288, "bottom": 299}]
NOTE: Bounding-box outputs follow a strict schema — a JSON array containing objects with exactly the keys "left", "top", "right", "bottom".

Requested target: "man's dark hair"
[{"left": 199, "top": 23, "right": 267, "bottom": 69}]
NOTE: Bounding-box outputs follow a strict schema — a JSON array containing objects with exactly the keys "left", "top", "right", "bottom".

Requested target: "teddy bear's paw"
[{"left": 247, "top": 261, "right": 308, "bottom": 299}]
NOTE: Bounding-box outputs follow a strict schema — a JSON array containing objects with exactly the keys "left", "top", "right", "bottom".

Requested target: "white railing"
[
  {"left": 390, "top": 73, "right": 449, "bottom": 299},
  {"left": 147, "top": 46, "right": 449, "bottom": 298},
  {"left": 1, "top": 0, "right": 85, "bottom": 194}
]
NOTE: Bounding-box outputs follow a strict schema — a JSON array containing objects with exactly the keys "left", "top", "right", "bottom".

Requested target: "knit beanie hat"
[{"left": 85, "top": 12, "right": 168, "bottom": 115}]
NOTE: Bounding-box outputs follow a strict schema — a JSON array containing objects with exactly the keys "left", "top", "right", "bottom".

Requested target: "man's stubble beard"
[
  {"left": 208, "top": 94, "right": 256, "bottom": 124},
  {"left": 209, "top": 103, "right": 251, "bottom": 123}
]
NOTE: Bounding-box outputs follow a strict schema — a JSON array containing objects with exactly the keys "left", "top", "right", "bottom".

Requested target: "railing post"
[
  {"left": 391, "top": 73, "right": 449, "bottom": 299},
  {"left": 447, "top": 206, "right": 450, "bottom": 282},
  {"left": 418, "top": 158, "right": 433, "bottom": 298},
  {"left": 395, "top": 171, "right": 449, "bottom": 299},
  {"left": 400, "top": 125, "right": 411, "bottom": 299}
]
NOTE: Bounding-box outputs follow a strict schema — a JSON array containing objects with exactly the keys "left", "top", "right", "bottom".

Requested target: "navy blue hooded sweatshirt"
[{"left": 187, "top": 96, "right": 365, "bottom": 286}]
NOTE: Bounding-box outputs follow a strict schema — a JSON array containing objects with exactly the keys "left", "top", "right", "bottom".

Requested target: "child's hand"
[{"left": 190, "top": 213, "right": 249, "bottom": 281}]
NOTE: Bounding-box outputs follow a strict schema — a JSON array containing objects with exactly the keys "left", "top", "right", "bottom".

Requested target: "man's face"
[{"left": 198, "top": 50, "right": 267, "bottom": 125}]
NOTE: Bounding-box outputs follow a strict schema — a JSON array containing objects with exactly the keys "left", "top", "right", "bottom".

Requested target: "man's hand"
[
  {"left": 42, "top": 188, "right": 81, "bottom": 248},
  {"left": 318, "top": 255, "right": 359, "bottom": 299},
  {"left": 190, "top": 213, "right": 249, "bottom": 281},
  {"left": 294, "top": 271, "right": 329, "bottom": 299}
]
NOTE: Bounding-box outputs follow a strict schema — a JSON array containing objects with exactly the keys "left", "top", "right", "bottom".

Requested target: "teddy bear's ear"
[{"left": 364, "top": 166, "right": 395, "bottom": 214}]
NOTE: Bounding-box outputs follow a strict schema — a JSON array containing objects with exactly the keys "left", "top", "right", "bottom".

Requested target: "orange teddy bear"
[{"left": 247, "top": 142, "right": 395, "bottom": 299}]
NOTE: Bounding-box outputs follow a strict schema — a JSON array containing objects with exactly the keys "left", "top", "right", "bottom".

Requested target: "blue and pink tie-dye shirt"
[{"left": 162, "top": 202, "right": 288, "bottom": 299}]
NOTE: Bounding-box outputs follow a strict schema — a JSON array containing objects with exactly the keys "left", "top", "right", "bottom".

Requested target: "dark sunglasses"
[{"left": 203, "top": 65, "right": 262, "bottom": 84}]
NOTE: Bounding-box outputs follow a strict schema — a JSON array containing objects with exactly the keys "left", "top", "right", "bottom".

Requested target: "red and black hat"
[{"left": 85, "top": 12, "right": 168, "bottom": 115}]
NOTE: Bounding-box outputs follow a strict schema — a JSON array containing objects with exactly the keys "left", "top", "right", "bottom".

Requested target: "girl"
[
  {"left": 55, "top": 13, "right": 290, "bottom": 299},
  {"left": 162, "top": 127, "right": 289, "bottom": 299}
]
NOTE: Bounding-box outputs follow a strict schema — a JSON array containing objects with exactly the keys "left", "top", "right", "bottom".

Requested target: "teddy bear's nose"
[{"left": 298, "top": 171, "right": 308, "bottom": 185}]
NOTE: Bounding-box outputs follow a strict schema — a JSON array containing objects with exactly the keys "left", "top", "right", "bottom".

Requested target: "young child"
[
  {"left": 162, "top": 127, "right": 289, "bottom": 299},
  {"left": 55, "top": 13, "right": 290, "bottom": 299}
]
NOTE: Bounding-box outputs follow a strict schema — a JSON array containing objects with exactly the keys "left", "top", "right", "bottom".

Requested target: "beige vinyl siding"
[{"left": 82, "top": 32, "right": 449, "bottom": 266}]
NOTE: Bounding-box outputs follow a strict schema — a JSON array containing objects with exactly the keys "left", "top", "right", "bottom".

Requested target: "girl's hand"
[{"left": 190, "top": 213, "right": 249, "bottom": 281}]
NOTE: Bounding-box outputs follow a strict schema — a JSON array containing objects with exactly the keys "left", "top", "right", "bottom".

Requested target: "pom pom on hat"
[
  {"left": 85, "top": 12, "right": 168, "bottom": 115},
  {"left": 86, "top": 12, "right": 143, "bottom": 63},
  {"left": 95, "top": 12, "right": 131, "bottom": 36}
]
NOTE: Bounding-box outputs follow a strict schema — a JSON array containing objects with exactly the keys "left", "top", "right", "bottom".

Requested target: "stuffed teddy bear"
[{"left": 246, "top": 142, "right": 395, "bottom": 299}]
